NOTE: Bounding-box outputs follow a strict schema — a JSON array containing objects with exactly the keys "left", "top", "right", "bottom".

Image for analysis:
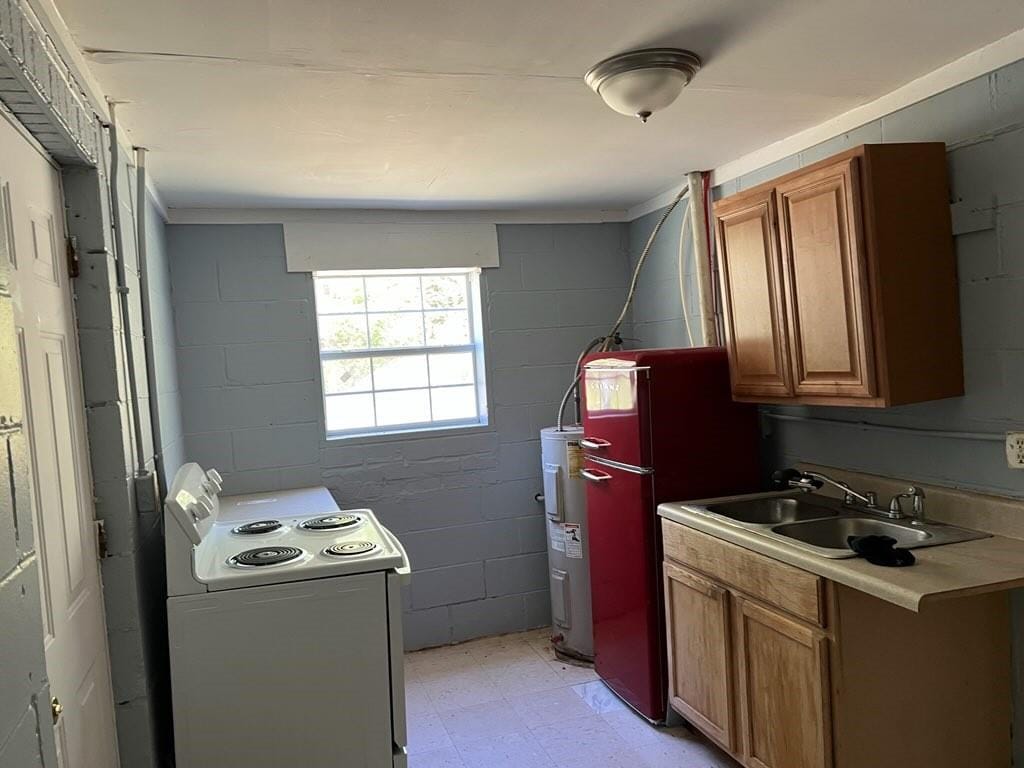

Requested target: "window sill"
[{"left": 323, "top": 421, "right": 493, "bottom": 446}]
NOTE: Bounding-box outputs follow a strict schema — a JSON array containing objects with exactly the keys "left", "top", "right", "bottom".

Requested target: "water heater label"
[
  {"left": 566, "top": 441, "right": 583, "bottom": 479},
  {"left": 549, "top": 521, "right": 565, "bottom": 552},
  {"left": 564, "top": 523, "right": 583, "bottom": 559}
]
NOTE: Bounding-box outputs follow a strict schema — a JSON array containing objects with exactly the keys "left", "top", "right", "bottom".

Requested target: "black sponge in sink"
[{"left": 847, "top": 534, "right": 916, "bottom": 567}]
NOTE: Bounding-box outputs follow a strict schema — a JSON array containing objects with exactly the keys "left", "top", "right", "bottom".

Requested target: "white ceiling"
[{"left": 51, "top": 0, "right": 1024, "bottom": 211}]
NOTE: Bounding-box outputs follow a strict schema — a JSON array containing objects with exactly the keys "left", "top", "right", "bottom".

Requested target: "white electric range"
[{"left": 164, "top": 463, "right": 410, "bottom": 768}]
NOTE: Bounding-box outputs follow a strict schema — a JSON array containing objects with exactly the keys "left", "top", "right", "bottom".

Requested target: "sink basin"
[
  {"left": 668, "top": 491, "right": 992, "bottom": 559},
  {"left": 706, "top": 497, "right": 838, "bottom": 525},
  {"left": 772, "top": 517, "right": 932, "bottom": 551}
]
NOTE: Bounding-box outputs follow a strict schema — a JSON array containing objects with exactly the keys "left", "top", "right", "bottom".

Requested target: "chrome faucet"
[
  {"left": 773, "top": 469, "right": 879, "bottom": 510},
  {"left": 887, "top": 486, "right": 926, "bottom": 521}
]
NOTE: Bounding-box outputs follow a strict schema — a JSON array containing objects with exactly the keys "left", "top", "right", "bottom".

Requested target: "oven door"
[
  {"left": 582, "top": 456, "right": 666, "bottom": 721},
  {"left": 385, "top": 530, "right": 411, "bottom": 764}
]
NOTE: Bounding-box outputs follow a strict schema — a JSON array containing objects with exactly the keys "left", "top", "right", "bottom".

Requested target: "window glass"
[{"left": 314, "top": 269, "right": 488, "bottom": 437}]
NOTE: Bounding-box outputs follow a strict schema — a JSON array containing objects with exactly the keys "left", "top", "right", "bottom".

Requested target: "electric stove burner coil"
[
  {"left": 324, "top": 541, "right": 377, "bottom": 557},
  {"left": 300, "top": 514, "right": 362, "bottom": 531},
  {"left": 232, "top": 520, "right": 283, "bottom": 535},
  {"left": 229, "top": 546, "right": 304, "bottom": 568}
]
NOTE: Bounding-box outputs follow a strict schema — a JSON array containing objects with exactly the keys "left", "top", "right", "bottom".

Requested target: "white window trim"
[{"left": 313, "top": 269, "right": 489, "bottom": 440}]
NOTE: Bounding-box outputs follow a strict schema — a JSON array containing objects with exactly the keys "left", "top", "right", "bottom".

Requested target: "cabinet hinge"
[
  {"left": 94, "top": 519, "right": 107, "bottom": 559},
  {"left": 66, "top": 235, "right": 80, "bottom": 278}
]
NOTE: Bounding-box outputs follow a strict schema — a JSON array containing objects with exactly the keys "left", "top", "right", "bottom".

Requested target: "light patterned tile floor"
[{"left": 405, "top": 628, "right": 738, "bottom": 768}]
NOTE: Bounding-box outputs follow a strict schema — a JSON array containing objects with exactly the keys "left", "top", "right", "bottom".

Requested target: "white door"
[{"left": 0, "top": 117, "right": 119, "bottom": 766}]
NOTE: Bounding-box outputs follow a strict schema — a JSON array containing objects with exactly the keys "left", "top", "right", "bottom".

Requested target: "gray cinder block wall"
[
  {"left": 631, "top": 57, "right": 1024, "bottom": 498},
  {"left": 628, "top": 201, "right": 706, "bottom": 350},
  {"left": 167, "top": 221, "right": 630, "bottom": 649},
  {"left": 64, "top": 148, "right": 178, "bottom": 767},
  {"left": 631, "top": 56, "right": 1024, "bottom": 761}
]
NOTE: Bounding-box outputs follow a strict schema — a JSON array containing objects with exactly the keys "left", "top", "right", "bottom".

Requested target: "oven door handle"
[
  {"left": 580, "top": 437, "right": 611, "bottom": 450},
  {"left": 580, "top": 468, "right": 613, "bottom": 483},
  {"left": 383, "top": 528, "right": 412, "bottom": 584}
]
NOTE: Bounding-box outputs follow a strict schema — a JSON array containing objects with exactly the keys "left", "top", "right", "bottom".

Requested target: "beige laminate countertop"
[{"left": 658, "top": 501, "right": 1024, "bottom": 612}]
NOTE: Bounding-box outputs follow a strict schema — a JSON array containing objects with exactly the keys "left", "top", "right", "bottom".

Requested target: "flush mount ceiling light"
[{"left": 585, "top": 48, "right": 702, "bottom": 123}]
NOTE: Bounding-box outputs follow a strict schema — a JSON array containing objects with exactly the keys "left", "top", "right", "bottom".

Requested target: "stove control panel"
[{"left": 166, "top": 463, "right": 222, "bottom": 546}]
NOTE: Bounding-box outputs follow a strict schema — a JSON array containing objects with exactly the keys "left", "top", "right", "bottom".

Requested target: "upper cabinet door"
[
  {"left": 715, "top": 190, "right": 793, "bottom": 398},
  {"left": 776, "top": 158, "right": 876, "bottom": 398}
]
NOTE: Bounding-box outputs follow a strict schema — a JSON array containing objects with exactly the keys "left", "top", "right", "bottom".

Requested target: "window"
[{"left": 313, "top": 268, "right": 488, "bottom": 438}]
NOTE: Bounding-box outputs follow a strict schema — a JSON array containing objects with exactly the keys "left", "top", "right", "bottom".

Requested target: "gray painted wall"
[
  {"left": 629, "top": 201, "right": 706, "bottom": 350},
  {"left": 64, "top": 144, "right": 175, "bottom": 767},
  {"left": 145, "top": 197, "right": 185, "bottom": 483},
  {"left": 629, "top": 57, "right": 1024, "bottom": 761},
  {"left": 167, "top": 222, "right": 630, "bottom": 649}
]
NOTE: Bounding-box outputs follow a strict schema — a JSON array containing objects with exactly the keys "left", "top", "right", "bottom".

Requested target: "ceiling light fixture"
[{"left": 585, "top": 48, "right": 701, "bottom": 123}]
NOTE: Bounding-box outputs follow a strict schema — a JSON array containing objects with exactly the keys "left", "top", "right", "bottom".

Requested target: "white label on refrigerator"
[
  {"left": 564, "top": 523, "right": 583, "bottom": 559},
  {"left": 549, "top": 520, "right": 565, "bottom": 552}
]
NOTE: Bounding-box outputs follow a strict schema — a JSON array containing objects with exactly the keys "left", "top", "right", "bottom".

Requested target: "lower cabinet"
[
  {"left": 734, "top": 598, "right": 831, "bottom": 768},
  {"left": 661, "top": 518, "right": 1012, "bottom": 768},
  {"left": 664, "top": 562, "right": 735, "bottom": 751},
  {"left": 664, "top": 561, "right": 829, "bottom": 768}
]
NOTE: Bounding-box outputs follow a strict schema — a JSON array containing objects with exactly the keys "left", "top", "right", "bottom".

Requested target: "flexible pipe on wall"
[
  {"left": 135, "top": 147, "right": 167, "bottom": 499},
  {"left": 554, "top": 186, "right": 690, "bottom": 431},
  {"left": 763, "top": 410, "right": 1005, "bottom": 442},
  {"left": 107, "top": 102, "right": 147, "bottom": 475},
  {"left": 676, "top": 200, "right": 694, "bottom": 347}
]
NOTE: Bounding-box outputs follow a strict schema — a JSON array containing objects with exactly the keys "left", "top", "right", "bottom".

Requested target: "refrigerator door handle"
[
  {"left": 581, "top": 468, "right": 613, "bottom": 483},
  {"left": 580, "top": 437, "right": 611, "bottom": 450}
]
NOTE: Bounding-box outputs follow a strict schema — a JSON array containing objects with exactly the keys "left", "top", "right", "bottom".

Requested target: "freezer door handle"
[
  {"left": 580, "top": 437, "right": 611, "bottom": 450},
  {"left": 581, "top": 468, "right": 613, "bottom": 483}
]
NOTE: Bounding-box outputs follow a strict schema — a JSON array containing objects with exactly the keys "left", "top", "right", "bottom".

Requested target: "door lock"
[{"left": 50, "top": 697, "right": 63, "bottom": 724}]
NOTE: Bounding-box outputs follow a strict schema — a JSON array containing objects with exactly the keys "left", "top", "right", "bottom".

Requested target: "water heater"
[{"left": 540, "top": 426, "right": 593, "bottom": 660}]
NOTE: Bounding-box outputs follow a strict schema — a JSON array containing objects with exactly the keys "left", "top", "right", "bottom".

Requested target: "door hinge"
[
  {"left": 66, "top": 235, "right": 80, "bottom": 278},
  {"left": 94, "top": 519, "right": 107, "bottom": 559}
]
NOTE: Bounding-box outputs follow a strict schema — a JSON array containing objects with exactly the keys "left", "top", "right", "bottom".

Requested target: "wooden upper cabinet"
[
  {"left": 713, "top": 143, "right": 963, "bottom": 407},
  {"left": 716, "top": 189, "right": 792, "bottom": 398},
  {"left": 776, "top": 158, "right": 875, "bottom": 398},
  {"left": 663, "top": 562, "right": 735, "bottom": 752}
]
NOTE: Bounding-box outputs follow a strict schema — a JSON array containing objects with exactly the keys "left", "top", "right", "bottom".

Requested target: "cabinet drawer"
[{"left": 662, "top": 520, "right": 825, "bottom": 627}]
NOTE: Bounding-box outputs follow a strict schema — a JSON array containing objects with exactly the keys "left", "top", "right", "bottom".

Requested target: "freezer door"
[
  {"left": 581, "top": 364, "right": 652, "bottom": 467},
  {"left": 582, "top": 457, "right": 666, "bottom": 721}
]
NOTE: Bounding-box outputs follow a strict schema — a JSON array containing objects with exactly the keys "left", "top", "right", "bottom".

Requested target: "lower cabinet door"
[
  {"left": 663, "top": 562, "right": 735, "bottom": 751},
  {"left": 735, "top": 598, "right": 832, "bottom": 768}
]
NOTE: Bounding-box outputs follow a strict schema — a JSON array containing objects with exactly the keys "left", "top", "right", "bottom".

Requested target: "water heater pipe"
[
  {"left": 686, "top": 171, "right": 719, "bottom": 346},
  {"left": 554, "top": 185, "right": 690, "bottom": 431}
]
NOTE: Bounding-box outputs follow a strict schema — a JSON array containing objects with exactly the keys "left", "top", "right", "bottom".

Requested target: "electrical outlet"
[{"left": 1007, "top": 432, "right": 1024, "bottom": 469}]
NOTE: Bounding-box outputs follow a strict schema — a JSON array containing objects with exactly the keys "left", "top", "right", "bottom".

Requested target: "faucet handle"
[
  {"left": 772, "top": 468, "right": 822, "bottom": 491},
  {"left": 888, "top": 486, "right": 924, "bottom": 519},
  {"left": 909, "top": 486, "right": 925, "bottom": 519}
]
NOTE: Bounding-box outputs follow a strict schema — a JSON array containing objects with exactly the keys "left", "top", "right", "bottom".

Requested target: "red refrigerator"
[{"left": 580, "top": 347, "right": 760, "bottom": 722}]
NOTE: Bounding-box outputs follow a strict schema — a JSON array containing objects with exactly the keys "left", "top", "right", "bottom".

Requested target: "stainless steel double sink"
[{"left": 683, "top": 493, "right": 988, "bottom": 559}]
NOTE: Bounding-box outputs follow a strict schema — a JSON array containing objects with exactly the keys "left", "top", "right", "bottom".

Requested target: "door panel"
[
  {"left": 583, "top": 457, "right": 664, "bottom": 721},
  {"left": 777, "top": 158, "right": 875, "bottom": 398},
  {"left": 3, "top": 117, "right": 119, "bottom": 766},
  {"left": 736, "top": 598, "right": 831, "bottom": 768},
  {"left": 663, "top": 562, "right": 734, "bottom": 751},
  {"left": 715, "top": 190, "right": 793, "bottom": 398}
]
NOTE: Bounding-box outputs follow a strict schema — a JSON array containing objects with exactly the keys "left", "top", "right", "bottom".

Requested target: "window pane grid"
[{"left": 315, "top": 270, "right": 485, "bottom": 437}]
